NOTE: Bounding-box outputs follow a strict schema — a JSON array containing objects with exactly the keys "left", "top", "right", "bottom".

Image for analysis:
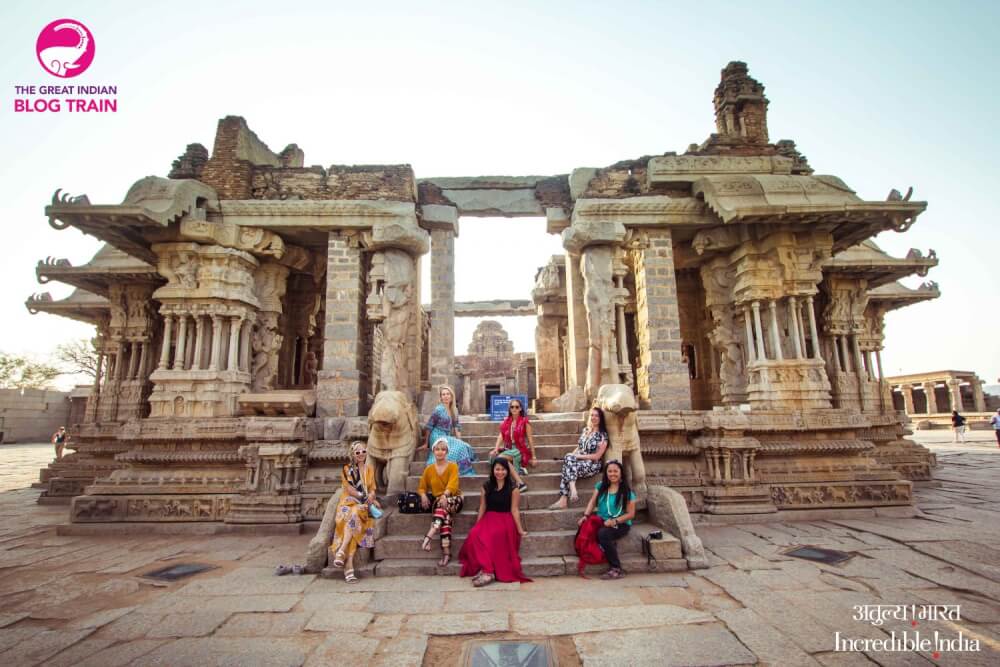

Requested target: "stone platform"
[{"left": 0, "top": 434, "right": 997, "bottom": 665}]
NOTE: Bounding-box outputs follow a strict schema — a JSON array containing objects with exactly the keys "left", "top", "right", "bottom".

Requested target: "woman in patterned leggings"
[{"left": 549, "top": 407, "right": 609, "bottom": 509}]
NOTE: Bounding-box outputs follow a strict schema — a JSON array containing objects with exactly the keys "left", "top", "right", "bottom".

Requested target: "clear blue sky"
[{"left": 1, "top": 0, "right": 997, "bottom": 386}]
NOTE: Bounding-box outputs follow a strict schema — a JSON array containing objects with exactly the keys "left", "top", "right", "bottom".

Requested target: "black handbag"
[{"left": 397, "top": 492, "right": 434, "bottom": 514}]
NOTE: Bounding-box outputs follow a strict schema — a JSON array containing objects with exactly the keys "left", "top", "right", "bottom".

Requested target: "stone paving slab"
[{"left": 573, "top": 621, "right": 757, "bottom": 666}]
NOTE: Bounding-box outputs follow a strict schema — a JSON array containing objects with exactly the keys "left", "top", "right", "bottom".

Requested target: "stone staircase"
[{"left": 366, "top": 416, "right": 686, "bottom": 577}]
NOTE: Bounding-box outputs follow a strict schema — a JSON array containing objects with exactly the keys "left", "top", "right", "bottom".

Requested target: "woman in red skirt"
[{"left": 459, "top": 457, "right": 532, "bottom": 586}]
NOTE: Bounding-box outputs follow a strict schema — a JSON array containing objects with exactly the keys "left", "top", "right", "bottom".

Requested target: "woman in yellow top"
[
  {"left": 418, "top": 438, "right": 464, "bottom": 566},
  {"left": 329, "top": 441, "right": 381, "bottom": 583}
]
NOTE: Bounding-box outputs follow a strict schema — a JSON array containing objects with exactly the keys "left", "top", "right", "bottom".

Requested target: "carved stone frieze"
[{"left": 180, "top": 219, "right": 285, "bottom": 258}]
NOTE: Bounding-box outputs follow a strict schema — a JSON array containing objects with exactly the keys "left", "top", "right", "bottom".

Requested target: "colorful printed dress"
[
  {"left": 557, "top": 428, "right": 606, "bottom": 497},
  {"left": 425, "top": 404, "right": 477, "bottom": 477},
  {"left": 329, "top": 463, "right": 377, "bottom": 560}
]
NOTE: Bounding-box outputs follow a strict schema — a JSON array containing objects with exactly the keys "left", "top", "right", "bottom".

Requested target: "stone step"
[
  {"left": 373, "top": 554, "right": 686, "bottom": 578},
  {"left": 407, "top": 472, "right": 564, "bottom": 493},
  {"left": 408, "top": 459, "right": 565, "bottom": 476},
  {"left": 459, "top": 433, "right": 580, "bottom": 446},
  {"left": 374, "top": 524, "right": 680, "bottom": 561},
  {"left": 454, "top": 420, "right": 582, "bottom": 437},
  {"left": 388, "top": 507, "right": 596, "bottom": 534}
]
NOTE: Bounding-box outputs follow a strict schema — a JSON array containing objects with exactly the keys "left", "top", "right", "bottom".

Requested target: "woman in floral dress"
[
  {"left": 422, "top": 385, "right": 477, "bottom": 477},
  {"left": 329, "top": 441, "right": 381, "bottom": 583},
  {"left": 548, "top": 407, "right": 609, "bottom": 509}
]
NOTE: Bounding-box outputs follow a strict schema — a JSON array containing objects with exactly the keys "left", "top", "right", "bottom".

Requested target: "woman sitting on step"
[
  {"left": 421, "top": 385, "right": 477, "bottom": 477},
  {"left": 459, "top": 457, "right": 532, "bottom": 586},
  {"left": 329, "top": 441, "right": 381, "bottom": 583},
  {"left": 548, "top": 407, "right": 609, "bottom": 509},
  {"left": 418, "top": 438, "right": 464, "bottom": 567},
  {"left": 489, "top": 398, "right": 535, "bottom": 493},
  {"left": 578, "top": 459, "right": 637, "bottom": 580}
]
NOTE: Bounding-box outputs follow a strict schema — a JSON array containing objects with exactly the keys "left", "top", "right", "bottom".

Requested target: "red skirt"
[{"left": 459, "top": 511, "right": 532, "bottom": 583}]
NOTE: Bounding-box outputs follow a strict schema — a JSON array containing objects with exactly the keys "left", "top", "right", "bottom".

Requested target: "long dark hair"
[
  {"left": 508, "top": 399, "right": 527, "bottom": 420},
  {"left": 484, "top": 456, "right": 513, "bottom": 493},
  {"left": 597, "top": 460, "right": 632, "bottom": 516},
  {"left": 586, "top": 406, "right": 608, "bottom": 436}
]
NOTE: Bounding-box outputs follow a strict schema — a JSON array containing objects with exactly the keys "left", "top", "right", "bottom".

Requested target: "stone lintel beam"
[
  {"left": 647, "top": 155, "right": 793, "bottom": 185},
  {"left": 455, "top": 300, "right": 535, "bottom": 317},
  {"left": 562, "top": 220, "right": 627, "bottom": 254},
  {"left": 219, "top": 199, "right": 417, "bottom": 231},
  {"left": 418, "top": 204, "right": 459, "bottom": 235},
  {"left": 572, "top": 196, "right": 707, "bottom": 228}
]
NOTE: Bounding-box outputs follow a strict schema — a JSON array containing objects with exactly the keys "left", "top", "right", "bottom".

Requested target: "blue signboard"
[{"left": 489, "top": 394, "right": 529, "bottom": 421}]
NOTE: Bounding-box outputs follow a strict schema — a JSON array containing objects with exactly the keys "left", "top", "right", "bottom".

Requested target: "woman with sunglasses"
[
  {"left": 329, "top": 441, "right": 381, "bottom": 583},
  {"left": 489, "top": 398, "right": 535, "bottom": 492}
]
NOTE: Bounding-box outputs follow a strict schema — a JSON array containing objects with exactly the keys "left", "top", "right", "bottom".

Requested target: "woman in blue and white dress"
[{"left": 423, "top": 385, "right": 477, "bottom": 477}]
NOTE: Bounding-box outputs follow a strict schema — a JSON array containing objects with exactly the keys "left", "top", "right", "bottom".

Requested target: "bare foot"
[{"left": 547, "top": 497, "right": 567, "bottom": 510}]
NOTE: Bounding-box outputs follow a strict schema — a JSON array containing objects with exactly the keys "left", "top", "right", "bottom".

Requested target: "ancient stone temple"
[
  {"left": 454, "top": 320, "right": 535, "bottom": 414},
  {"left": 27, "top": 62, "right": 939, "bottom": 550}
]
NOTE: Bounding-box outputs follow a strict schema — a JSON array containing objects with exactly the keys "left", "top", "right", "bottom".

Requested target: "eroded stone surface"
[{"left": 573, "top": 622, "right": 756, "bottom": 666}]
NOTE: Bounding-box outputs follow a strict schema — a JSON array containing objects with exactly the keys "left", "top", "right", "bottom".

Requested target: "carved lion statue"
[
  {"left": 367, "top": 390, "right": 419, "bottom": 496},
  {"left": 595, "top": 383, "right": 646, "bottom": 494}
]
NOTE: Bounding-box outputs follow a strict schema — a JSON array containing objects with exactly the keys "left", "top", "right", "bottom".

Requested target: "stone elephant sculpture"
[
  {"left": 367, "top": 390, "right": 419, "bottom": 496},
  {"left": 595, "top": 383, "right": 646, "bottom": 494}
]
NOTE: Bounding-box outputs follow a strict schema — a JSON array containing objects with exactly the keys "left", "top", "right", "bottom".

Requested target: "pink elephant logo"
[{"left": 36, "top": 19, "right": 95, "bottom": 78}]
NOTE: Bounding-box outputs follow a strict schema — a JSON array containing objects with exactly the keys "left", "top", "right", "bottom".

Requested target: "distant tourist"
[
  {"left": 548, "top": 407, "right": 609, "bottom": 509},
  {"left": 991, "top": 409, "right": 1000, "bottom": 448},
  {"left": 490, "top": 398, "right": 535, "bottom": 492},
  {"left": 329, "top": 441, "right": 381, "bottom": 583},
  {"left": 951, "top": 410, "right": 967, "bottom": 444},
  {"left": 51, "top": 426, "right": 66, "bottom": 460},
  {"left": 578, "top": 460, "right": 637, "bottom": 580},
  {"left": 417, "top": 438, "right": 464, "bottom": 567},
  {"left": 459, "top": 457, "right": 531, "bottom": 586},
  {"left": 422, "top": 386, "right": 477, "bottom": 476}
]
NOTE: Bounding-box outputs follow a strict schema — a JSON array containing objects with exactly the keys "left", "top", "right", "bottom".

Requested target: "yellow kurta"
[
  {"left": 417, "top": 461, "right": 460, "bottom": 497},
  {"left": 329, "top": 463, "right": 377, "bottom": 560}
]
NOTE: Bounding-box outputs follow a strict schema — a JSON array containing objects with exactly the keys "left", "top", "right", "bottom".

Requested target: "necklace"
[{"left": 602, "top": 484, "right": 624, "bottom": 519}]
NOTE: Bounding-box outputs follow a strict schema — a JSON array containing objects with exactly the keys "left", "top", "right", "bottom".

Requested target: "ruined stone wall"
[
  {"left": 581, "top": 159, "right": 651, "bottom": 198},
  {"left": 0, "top": 389, "right": 70, "bottom": 443},
  {"left": 200, "top": 116, "right": 276, "bottom": 200},
  {"left": 250, "top": 165, "right": 416, "bottom": 201}
]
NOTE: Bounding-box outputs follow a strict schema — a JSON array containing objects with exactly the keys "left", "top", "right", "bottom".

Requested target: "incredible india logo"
[
  {"left": 13, "top": 18, "right": 117, "bottom": 113},
  {"left": 36, "top": 19, "right": 95, "bottom": 78}
]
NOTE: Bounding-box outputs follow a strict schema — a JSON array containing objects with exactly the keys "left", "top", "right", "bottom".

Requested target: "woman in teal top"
[{"left": 578, "top": 460, "right": 636, "bottom": 579}]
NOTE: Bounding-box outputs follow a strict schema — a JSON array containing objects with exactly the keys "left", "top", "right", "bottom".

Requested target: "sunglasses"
[
  {"left": 354, "top": 450, "right": 367, "bottom": 455},
  {"left": 510, "top": 405, "right": 521, "bottom": 410}
]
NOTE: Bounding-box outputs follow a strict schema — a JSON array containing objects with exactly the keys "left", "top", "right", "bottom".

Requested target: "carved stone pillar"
[
  {"left": 209, "top": 315, "right": 223, "bottom": 371},
  {"left": 922, "top": 381, "right": 938, "bottom": 414},
  {"left": 534, "top": 315, "right": 563, "bottom": 410},
  {"left": 240, "top": 319, "right": 252, "bottom": 372},
  {"left": 158, "top": 315, "right": 173, "bottom": 370},
  {"left": 564, "top": 252, "right": 590, "bottom": 390},
  {"left": 973, "top": 380, "right": 986, "bottom": 412},
  {"left": 788, "top": 296, "right": 803, "bottom": 359},
  {"left": 743, "top": 307, "right": 756, "bottom": 363},
  {"left": 317, "top": 233, "right": 363, "bottom": 417},
  {"left": 428, "top": 225, "right": 455, "bottom": 388},
  {"left": 192, "top": 315, "right": 205, "bottom": 370},
  {"left": 614, "top": 274, "right": 632, "bottom": 387},
  {"left": 947, "top": 378, "right": 962, "bottom": 412},
  {"left": 228, "top": 316, "right": 242, "bottom": 370},
  {"left": 629, "top": 229, "right": 691, "bottom": 410},
  {"left": 751, "top": 301, "right": 766, "bottom": 360},
  {"left": 580, "top": 245, "right": 618, "bottom": 397},
  {"left": 128, "top": 341, "right": 140, "bottom": 379},
  {"left": 838, "top": 335, "right": 852, "bottom": 373},
  {"left": 138, "top": 342, "right": 149, "bottom": 379},
  {"left": 902, "top": 385, "right": 915, "bottom": 414},
  {"left": 172, "top": 316, "right": 188, "bottom": 370},
  {"left": 767, "top": 300, "right": 783, "bottom": 361},
  {"left": 806, "top": 296, "right": 821, "bottom": 360}
]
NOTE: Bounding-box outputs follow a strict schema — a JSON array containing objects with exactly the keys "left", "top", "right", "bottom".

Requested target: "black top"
[
  {"left": 485, "top": 482, "right": 513, "bottom": 513},
  {"left": 953, "top": 413, "right": 966, "bottom": 426}
]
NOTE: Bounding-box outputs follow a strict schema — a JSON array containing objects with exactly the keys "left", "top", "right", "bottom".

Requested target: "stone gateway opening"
[{"left": 29, "top": 63, "right": 939, "bottom": 575}]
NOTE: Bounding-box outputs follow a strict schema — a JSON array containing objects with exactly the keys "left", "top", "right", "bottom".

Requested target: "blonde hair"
[
  {"left": 439, "top": 385, "right": 459, "bottom": 424},
  {"left": 432, "top": 438, "right": 450, "bottom": 453}
]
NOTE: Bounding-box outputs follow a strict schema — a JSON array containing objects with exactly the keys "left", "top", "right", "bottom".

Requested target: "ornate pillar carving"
[
  {"left": 751, "top": 301, "right": 766, "bottom": 360},
  {"left": 788, "top": 296, "right": 803, "bottom": 359},
  {"left": 902, "top": 385, "right": 915, "bottom": 414},
  {"left": 172, "top": 316, "right": 188, "bottom": 370},
  {"left": 767, "top": 300, "right": 783, "bottom": 361},
  {"left": 806, "top": 296, "right": 821, "bottom": 360},
  {"left": 947, "top": 378, "right": 962, "bottom": 412},
  {"left": 428, "top": 221, "right": 456, "bottom": 388},
  {"left": 158, "top": 315, "right": 173, "bottom": 370},
  {"left": 922, "top": 381, "right": 938, "bottom": 414},
  {"left": 209, "top": 315, "right": 223, "bottom": 371},
  {"left": 192, "top": 315, "right": 205, "bottom": 370},
  {"left": 228, "top": 316, "right": 242, "bottom": 371}
]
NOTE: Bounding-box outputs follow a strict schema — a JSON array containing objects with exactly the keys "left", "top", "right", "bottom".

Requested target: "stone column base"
[{"left": 747, "top": 359, "right": 832, "bottom": 410}]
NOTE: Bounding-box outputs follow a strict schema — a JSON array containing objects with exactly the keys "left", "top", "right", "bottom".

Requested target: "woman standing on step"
[
  {"left": 422, "top": 385, "right": 477, "bottom": 477},
  {"left": 418, "top": 438, "right": 464, "bottom": 567},
  {"left": 579, "top": 459, "right": 636, "bottom": 580},
  {"left": 490, "top": 398, "right": 536, "bottom": 493},
  {"left": 329, "top": 441, "right": 381, "bottom": 583},
  {"left": 549, "top": 407, "right": 609, "bottom": 509},
  {"left": 460, "top": 457, "right": 531, "bottom": 586}
]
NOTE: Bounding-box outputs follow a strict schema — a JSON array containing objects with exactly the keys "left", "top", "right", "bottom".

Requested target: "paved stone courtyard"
[{"left": 0, "top": 433, "right": 997, "bottom": 666}]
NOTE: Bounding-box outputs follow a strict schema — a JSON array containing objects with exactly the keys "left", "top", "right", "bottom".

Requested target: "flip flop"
[{"left": 273, "top": 564, "right": 292, "bottom": 576}]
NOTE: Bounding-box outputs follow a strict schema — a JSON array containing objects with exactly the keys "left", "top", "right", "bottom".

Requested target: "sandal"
[
  {"left": 478, "top": 573, "right": 495, "bottom": 587},
  {"left": 344, "top": 569, "right": 358, "bottom": 583},
  {"left": 600, "top": 568, "right": 624, "bottom": 580},
  {"left": 274, "top": 564, "right": 292, "bottom": 576},
  {"left": 332, "top": 552, "right": 346, "bottom": 568},
  {"left": 518, "top": 482, "right": 528, "bottom": 493},
  {"left": 472, "top": 572, "right": 489, "bottom": 587}
]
